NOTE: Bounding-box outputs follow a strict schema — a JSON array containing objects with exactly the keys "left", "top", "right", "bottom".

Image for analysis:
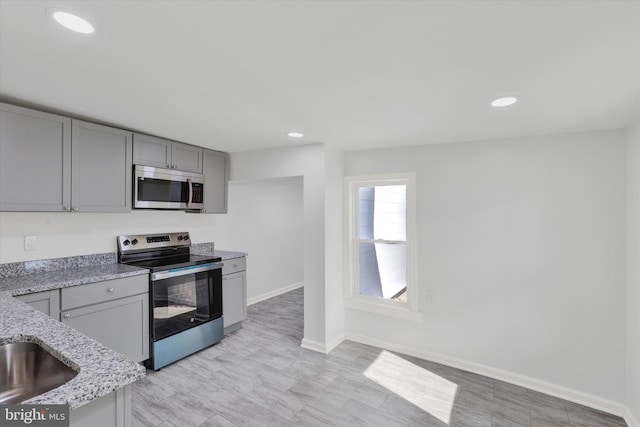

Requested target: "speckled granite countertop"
[
  {"left": 0, "top": 293, "right": 146, "bottom": 409},
  {"left": 0, "top": 262, "right": 148, "bottom": 409},
  {"left": 190, "top": 243, "right": 247, "bottom": 260},
  {"left": 0, "top": 263, "right": 148, "bottom": 296}
]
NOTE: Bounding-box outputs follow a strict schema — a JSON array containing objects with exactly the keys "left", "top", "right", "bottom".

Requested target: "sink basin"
[{"left": 0, "top": 342, "right": 78, "bottom": 404}]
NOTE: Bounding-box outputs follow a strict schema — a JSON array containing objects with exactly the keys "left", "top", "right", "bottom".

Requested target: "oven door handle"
[{"left": 151, "top": 262, "right": 224, "bottom": 281}]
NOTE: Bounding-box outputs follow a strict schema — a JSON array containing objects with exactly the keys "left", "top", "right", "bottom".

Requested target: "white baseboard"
[
  {"left": 300, "top": 338, "right": 327, "bottom": 353},
  {"left": 325, "top": 333, "right": 345, "bottom": 353},
  {"left": 345, "top": 332, "right": 628, "bottom": 419},
  {"left": 626, "top": 407, "right": 640, "bottom": 427},
  {"left": 247, "top": 281, "right": 304, "bottom": 306},
  {"left": 300, "top": 333, "right": 346, "bottom": 354}
]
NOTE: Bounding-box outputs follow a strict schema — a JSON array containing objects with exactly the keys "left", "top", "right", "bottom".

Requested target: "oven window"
[
  {"left": 138, "top": 178, "right": 189, "bottom": 203},
  {"left": 152, "top": 269, "right": 222, "bottom": 340}
]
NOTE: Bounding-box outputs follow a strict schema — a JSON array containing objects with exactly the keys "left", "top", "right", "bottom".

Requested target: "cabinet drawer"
[
  {"left": 222, "top": 257, "right": 246, "bottom": 275},
  {"left": 61, "top": 275, "right": 148, "bottom": 310}
]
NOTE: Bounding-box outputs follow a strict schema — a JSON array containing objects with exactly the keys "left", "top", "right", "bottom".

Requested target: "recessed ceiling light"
[
  {"left": 491, "top": 96, "right": 518, "bottom": 107},
  {"left": 287, "top": 132, "right": 304, "bottom": 138},
  {"left": 49, "top": 9, "right": 94, "bottom": 34}
]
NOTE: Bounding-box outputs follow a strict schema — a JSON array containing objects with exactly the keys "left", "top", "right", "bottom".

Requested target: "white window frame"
[{"left": 344, "top": 173, "right": 421, "bottom": 321}]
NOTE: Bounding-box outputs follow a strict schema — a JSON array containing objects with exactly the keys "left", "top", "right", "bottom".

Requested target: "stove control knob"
[
  {"left": 177, "top": 236, "right": 183, "bottom": 241},
  {"left": 183, "top": 235, "right": 189, "bottom": 241},
  {"left": 122, "top": 239, "right": 130, "bottom": 246},
  {"left": 131, "top": 239, "right": 139, "bottom": 245}
]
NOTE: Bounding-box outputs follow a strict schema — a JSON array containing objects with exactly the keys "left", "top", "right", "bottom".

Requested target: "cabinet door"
[
  {"left": 201, "top": 149, "right": 229, "bottom": 214},
  {"left": 61, "top": 294, "right": 149, "bottom": 363},
  {"left": 172, "top": 141, "right": 203, "bottom": 173},
  {"left": 15, "top": 290, "right": 60, "bottom": 318},
  {"left": 72, "top": 121, "right": 133, "bottom": 212},
  {"left": 133, "top": 133, "right": 172, "bottom": 169},
  {"left": 0, "top": 103, "right": 71, "bottom": 211},
  {"left": 223, "top": 271, "right": 246, "bottom": 331}
]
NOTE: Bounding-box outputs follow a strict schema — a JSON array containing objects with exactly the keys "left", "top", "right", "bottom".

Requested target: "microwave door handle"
[{"left": 187, "top": 178, "right": 194, "bottom": 208}]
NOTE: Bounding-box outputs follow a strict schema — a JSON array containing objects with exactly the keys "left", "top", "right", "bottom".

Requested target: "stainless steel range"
[{"left": 117, "top": 232, "right": 223, "bottom": 370}]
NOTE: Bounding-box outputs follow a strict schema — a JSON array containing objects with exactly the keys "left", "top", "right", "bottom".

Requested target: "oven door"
[
  {"left": 134, "top": 165, "right": 204, "bottom": 210},
  {"left": 150, "top": 262, "right": 223, "bottom": 341}
]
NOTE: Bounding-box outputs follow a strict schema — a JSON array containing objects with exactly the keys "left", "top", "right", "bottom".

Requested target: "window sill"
[{"left": 345, "top": 298, "right": 424, "bottom": 322}]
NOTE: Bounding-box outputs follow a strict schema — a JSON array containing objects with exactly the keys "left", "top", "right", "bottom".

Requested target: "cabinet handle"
[
  {"left": 107, "top": 288, "right": 115, "bottom": 293},
  {"left": 72, "top": 207, "right": 79, "bottom": 212},
  {"left": 63, "top": 206, "right": 70, "bottom": 211},
  {"left": 63, "top": 313, "right": 71, "bottom": 319},
  {"left": 233, "top": 264, "right": 238, "bottom": 268}
]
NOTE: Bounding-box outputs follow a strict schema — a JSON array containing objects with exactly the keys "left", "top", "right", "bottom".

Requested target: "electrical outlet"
[
  {"left": 426, "top": 289, "right": 436, "bottom": 303},
  {"left": 24, "top": 235, "right": 37, "bottom": 251}
]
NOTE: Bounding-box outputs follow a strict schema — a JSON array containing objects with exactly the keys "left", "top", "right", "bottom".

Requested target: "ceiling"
[{"left": 0, "top": 1, "right": 638, "bottom": 153}]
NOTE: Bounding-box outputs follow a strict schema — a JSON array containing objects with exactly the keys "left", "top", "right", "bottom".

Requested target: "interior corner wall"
[
  {"left": 626, "top": 120, "right": 640, "bottom": 425},
  {"left": 213, "top": 177, "right": 304, "bottom": 302},
  {"left": 229, "top": 144, "right": 328, "bottom": 347},
  {"left": 324, "top": 145, "right": 345, "bottom": 347},
  {"left": 343, "top": 129, "right": 627, "bottom": 408}
]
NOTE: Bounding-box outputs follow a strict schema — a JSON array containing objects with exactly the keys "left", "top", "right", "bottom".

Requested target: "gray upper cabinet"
[
  {"left": 133, "top": 133, "right": 203, "bottom": 173},
  {"left": 72, "top": 120, "right": 132, "bottom": 212},
  {"left": 132, "top": 133, "right": 171, "bottom": 169},
  {"left": 172, "top": 141, "right": 203, "bottom": 173},
  {"left": 201, "top": 149, "right": 229, "bottom": 214},
  {"left": 0, "top": 103, "right": 71, "bottom": 212},
  {"left": 0, "top": 104, "right": 132, "bottom": 213}
]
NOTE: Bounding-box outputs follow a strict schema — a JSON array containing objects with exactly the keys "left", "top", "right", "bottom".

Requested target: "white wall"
[
  {"left": 626, "top": 121, "right": 640, "bottom": 425},
  {"left": 344, "top": 129, "right": 627, "bottom": 408},
  {"left": 0, "top": 210, "right": 222, "bottom": 263},
  {"left": 215, "top": 177, "right": 304, "bottom": 302},
  {"left": 231, "top": 143, "right": 344, "bottom": 351}
]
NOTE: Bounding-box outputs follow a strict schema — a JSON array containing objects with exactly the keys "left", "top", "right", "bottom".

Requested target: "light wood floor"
[{"left": 132, "top": 288, "right": 627, "bottom": 427}]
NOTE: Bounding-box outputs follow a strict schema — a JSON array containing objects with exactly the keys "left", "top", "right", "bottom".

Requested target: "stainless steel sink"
[{"left": 0, "top": 342, "right": 78, "bottom": 404}]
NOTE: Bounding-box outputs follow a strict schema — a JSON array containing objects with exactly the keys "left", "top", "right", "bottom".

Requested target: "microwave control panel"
[{"left": 192, "top": 183, "right": 204, "bottom": 203}]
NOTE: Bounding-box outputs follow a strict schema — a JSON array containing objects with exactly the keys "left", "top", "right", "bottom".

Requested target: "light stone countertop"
[
  {"left": 0, "top": 263, "right": 149, "bottom": 409},
  {"left": 190, "top": 244, "right": 248, "bottom": 261},
  {"left": 0, "top": 263, "right": 148, "bottom": 296}
]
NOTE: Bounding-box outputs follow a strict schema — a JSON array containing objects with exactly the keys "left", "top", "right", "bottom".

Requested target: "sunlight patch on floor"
[{"left": 363, "top": 350, "right": 458, "bottom": 424}]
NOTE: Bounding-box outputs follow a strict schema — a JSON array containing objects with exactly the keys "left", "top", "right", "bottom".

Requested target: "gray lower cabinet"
[
  {"left": 60, "top": 276, "right": 149, "bottom": 363},
  {"left": 133, "top": 133, "right": 203, "bottom": 173},
  {"left": 222, "top": 257, "right": 247, "bottom": 334},
  {"left": 201, "top": 149, "right": 229, "bottom": 214},
  {"left": 71, "top": 120, "right": 132, "bottom": 212},
  {"left": 70, "top": 385, "right": 131, "bottom": 427},
  {"left": 0, "top": 103, "right": 71, "bottom": 212},
  {"left": 15, "top": 290, "right": 60, "bottom": 318}
]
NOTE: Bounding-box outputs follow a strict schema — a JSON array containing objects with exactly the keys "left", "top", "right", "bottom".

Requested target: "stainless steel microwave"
[{"left": 133, "top": 165, "right": 204, "bottom": 210}]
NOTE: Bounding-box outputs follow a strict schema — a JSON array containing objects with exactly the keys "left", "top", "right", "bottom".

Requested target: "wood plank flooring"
[{"left": 132, "top": 288, "right": 627, "bottom": 427}]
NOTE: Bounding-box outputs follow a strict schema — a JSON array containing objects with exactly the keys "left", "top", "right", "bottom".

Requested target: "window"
[{"left": 345, "top": 174, "right": 419, "bottom": 319}]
